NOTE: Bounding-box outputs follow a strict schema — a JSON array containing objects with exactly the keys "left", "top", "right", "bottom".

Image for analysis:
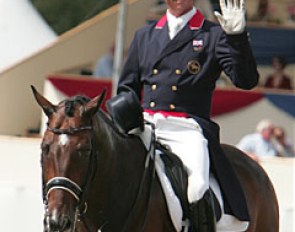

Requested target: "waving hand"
[{"left": 214, "top": 0, "right": 246, "bottom": 35}]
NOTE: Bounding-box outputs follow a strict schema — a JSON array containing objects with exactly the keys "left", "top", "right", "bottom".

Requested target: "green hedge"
[{"left": 31, "top": 0, "right": 119, "bottom": 35}]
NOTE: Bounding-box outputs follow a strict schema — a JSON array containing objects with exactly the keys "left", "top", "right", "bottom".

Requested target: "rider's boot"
[{"left": 189, "top": 189, "right": 216, "bottom": 232}]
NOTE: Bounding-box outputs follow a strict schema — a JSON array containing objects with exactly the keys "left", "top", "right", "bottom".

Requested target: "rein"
[
  {"left": 121, "top": 122, "right": 157, "bottom": 232},
  {"left": 43, "top": 124, "right": 96, "bottom": 232}
]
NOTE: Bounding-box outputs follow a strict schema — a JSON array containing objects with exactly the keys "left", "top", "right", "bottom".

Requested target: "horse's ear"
[
  {"left": 31, "top": 85, "right": 56, "bottom": 117},
  {"left": 84, "top": 89, "right": 106, "bottom": 117}
]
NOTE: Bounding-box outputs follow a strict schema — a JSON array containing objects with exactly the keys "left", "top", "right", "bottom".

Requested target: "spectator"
[
  {"left": 287, "top": 4, "right": 295, "bottom": 24},
  {"left": 272, "top": 126, "right": 295, "bottom": 157},
  {"left": 236, "top": 119, "right": 277, "bottom": 161},
  {"left": 93, "top": 44, "right": 115, "bottom": 78},
  {"left": 251, "top": 0, "right": 269, "bottom": 21},
  {"left": 264, "top": 56, "right": 293, "bottom": 90}
]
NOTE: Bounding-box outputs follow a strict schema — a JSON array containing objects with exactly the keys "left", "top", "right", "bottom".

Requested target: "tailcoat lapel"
[
  {"left": 152, "top": 22, "right": 170, "bottom": 60},
  {"left": 152, "top": 10, "right": 205, "bottom": 67}
]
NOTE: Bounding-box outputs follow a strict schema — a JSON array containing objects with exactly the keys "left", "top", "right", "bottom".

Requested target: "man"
[
  {"left": 110, "top": 0, "right": 259, "bottom": 231},
  {"left": 237, "top": 119, "right": 278, "bottom": 161}
]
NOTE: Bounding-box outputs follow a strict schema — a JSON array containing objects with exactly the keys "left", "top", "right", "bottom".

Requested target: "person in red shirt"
[{"left": 264, "top": 56, "right": 293, "bottom": 90}]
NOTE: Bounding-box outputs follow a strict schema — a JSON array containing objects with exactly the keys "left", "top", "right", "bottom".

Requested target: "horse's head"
[{"left": 31, "top": 86, "right": 105, "bottom": 231}]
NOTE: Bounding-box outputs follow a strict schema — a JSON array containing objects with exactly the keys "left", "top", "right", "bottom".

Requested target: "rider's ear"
[
  {"left": 31, "top": 85, "right": 56, "bottom": 117},
  {"left": 83, "top": 89, "right": 106, "bottom": 117}
]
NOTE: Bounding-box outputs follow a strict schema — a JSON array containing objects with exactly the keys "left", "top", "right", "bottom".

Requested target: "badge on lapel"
[
  {"left": 192, "top": 39, "right": 203, "bottom": 51},
  {"left": 187, "top": 60, "right": 201, "bottom": 74}
]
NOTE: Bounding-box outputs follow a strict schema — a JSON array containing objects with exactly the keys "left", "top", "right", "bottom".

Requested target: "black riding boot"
[{"left": 189, "top": 190, "right": 216, "bottom": 232}]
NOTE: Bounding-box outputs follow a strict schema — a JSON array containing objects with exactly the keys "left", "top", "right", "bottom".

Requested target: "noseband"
[{"left": 43, "top": 125, "right": 96, "bottom": 231}]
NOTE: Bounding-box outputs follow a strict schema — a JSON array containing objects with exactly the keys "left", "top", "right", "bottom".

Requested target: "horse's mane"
[
  {"left": 62, "top": 95, "right": 137, "bottom": 140},
  {"left": 96, "top": 109, "right": 130, "bottom": 139}
]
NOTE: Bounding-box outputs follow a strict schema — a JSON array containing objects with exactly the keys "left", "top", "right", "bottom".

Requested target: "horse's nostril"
[
  {"left": 49, "top": 218, "right": 59, "bottom": 230},
  {"left": 44, "top": 215, "right": 72, "bottom": 231},
  {"left": 61, "top": 216, "right": 71, "bottom": 230},
  {"left": 44, "top": 215, "right": 55, "bottom": 231}
]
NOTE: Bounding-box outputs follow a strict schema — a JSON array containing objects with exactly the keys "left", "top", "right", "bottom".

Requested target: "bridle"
[
  {"left": 47, "top": 126, "right": 92, "bottom": 135},
  {"left": 43, "top": 124, "right": 97, "bottom": 232}
]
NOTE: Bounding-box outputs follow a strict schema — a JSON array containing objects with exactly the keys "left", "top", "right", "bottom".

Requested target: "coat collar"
[{"left": 155, "top": 10, "right": 204, "bottom": 30}]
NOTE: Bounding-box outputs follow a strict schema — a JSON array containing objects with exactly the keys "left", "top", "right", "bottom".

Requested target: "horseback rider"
[{"left": 107, "top": 0, "right": 259, "bottom": 231}]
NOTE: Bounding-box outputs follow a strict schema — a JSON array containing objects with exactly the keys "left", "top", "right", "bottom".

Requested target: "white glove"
[{"left": 214, "top": 0, "right": 246, "bottom": 35}]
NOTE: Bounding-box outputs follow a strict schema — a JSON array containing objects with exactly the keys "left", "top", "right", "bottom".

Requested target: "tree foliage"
[{"left": 30, "top": 0, "right": 119, "bottom": 35}]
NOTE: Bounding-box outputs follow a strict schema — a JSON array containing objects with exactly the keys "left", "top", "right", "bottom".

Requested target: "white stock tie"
[{"left": 170, "top": 22, "right": 181, "bottom": 39}]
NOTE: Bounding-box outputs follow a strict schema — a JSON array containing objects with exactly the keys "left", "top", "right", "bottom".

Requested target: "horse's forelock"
[{"left": 64, "top": 95, "right": 90, "bottom": 117}]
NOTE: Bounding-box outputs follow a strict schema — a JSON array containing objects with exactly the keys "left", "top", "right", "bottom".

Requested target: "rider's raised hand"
[{"left": 214, "top": 0, "right": 246, "bottom": 35}]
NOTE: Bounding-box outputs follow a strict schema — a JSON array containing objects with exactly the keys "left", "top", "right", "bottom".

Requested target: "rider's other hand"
[{"left": 214, "top": 0, "right": 246, "bottom": 35}]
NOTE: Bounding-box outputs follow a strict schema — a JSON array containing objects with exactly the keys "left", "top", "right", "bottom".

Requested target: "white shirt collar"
[{"left": 167, "top": 7, "right": 196, "bottom": 37}]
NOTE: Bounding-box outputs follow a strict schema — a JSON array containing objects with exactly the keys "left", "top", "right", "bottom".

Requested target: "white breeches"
[{"left": 144, "top": 112, "right": 210, "bottom": 202}]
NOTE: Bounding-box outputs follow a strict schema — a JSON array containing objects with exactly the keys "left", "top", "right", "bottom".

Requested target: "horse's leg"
[{"left": 144, "top": 176, "right": 176, "bottom": 232}]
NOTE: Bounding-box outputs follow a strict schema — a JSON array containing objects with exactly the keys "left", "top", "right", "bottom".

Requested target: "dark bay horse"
[{"left": 31, "top": 86, "right": 279, "bottom": 232}]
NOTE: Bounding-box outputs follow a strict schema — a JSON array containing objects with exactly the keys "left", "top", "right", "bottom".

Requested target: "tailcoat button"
[
  {"left": 172, "top": 85, "right": 177, "bottom": 91},
  {"left": 150, "top": 102, "right": 156, "bottom": 108},
  {"left": 175, "top": 69, "right": 182, "bottom": 75},
  {"left": 151, "top": 84, "right": 157, "bottom": 91},
  {"left": 153, "top": 69, "right": 158, "bottom": 75},
  {"left": 170, "top": 104, "right": 176, "bottom": 110}
]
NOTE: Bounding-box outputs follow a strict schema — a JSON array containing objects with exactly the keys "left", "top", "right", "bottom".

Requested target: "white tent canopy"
[{"left": 0, "top": 0, "right": 57, "bottom": 71}]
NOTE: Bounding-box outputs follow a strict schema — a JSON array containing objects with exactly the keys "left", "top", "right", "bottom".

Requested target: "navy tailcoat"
[{"left": 118, "top": 10, "right": 259, "bottom": 221}]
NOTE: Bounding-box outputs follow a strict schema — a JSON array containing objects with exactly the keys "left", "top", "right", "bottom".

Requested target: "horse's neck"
[
  {"left": 89, "top": 112, "right": 154, "bottom": 230},
  {"left": 94, "top": 112, "right": 147, "bottom": 173}
]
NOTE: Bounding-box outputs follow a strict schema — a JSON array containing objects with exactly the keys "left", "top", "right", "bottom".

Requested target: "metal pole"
[{"left": 112, "top": 0, "right": 128, "bottom": 97}]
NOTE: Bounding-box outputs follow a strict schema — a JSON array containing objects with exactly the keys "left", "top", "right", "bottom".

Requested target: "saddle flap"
[{"left": 156, "top": 143, "right": 190, "bottom": 217}]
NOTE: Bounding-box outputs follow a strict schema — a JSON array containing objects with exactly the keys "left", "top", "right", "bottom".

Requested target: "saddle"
[
  {"left": 157, "top": 142, "right": 222, "bottom": 226},
  {"left": 137, "top": 123, "right": 222, "bottom": 232}
]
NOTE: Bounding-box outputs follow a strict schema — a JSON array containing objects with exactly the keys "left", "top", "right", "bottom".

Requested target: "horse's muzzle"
[{"left": 44, "top": 214, "right": 72, "bottom": 232}]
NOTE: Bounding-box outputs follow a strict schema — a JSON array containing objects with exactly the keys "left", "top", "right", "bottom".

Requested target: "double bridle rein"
[{"left": 43, "top": 125, "right": 96, "bottom": 232}]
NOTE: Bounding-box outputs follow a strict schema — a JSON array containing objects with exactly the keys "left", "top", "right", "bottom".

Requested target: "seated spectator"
[
  {"left": 272, "top": 126, "right": 295, "bottom": 157},
  {"left": 264, "top": 56, "right": 293, "bottom": 90},
  {"left": 287, "top": 4, "right": 295, "bottom": 24},
  {"left": 93, "top": 44, "right": 115, "bottom": 79},
  {"left": 250, "top": 0, "right": 280, "bottom": 24},
  {"left": 236, "top": 119, "right": 277, "bottom": 161},
  {"left": 251, "top": 0, "right": 269, "bottom": 21}
]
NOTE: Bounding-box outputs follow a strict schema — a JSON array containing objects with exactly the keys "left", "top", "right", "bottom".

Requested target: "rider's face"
[{"left": 165, "top": 0, "right": 195, "bottom": 17}]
